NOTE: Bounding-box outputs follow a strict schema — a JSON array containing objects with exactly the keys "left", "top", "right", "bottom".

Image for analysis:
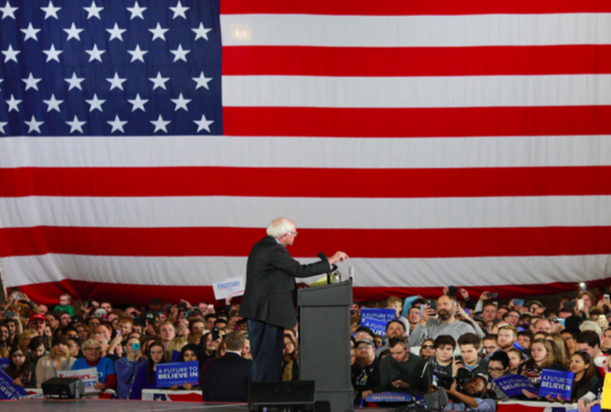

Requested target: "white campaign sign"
[
  {"left": 212, "top": 276, "right": 245, "bottom": 300},
  {"left": 57, "top": 367, "right": 99, "bottom": 393}
]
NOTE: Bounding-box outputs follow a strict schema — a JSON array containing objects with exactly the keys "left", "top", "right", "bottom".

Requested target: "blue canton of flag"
[{"left": 0, "top": 0, "right": 221, "bottom": 136}]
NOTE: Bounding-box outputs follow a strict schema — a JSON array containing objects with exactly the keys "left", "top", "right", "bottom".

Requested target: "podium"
[{"left": 298, "top": 280, "right": 353, "bottom": 412}]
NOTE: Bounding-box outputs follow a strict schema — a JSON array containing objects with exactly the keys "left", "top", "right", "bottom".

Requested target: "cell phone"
[
  {"left": 552, "top": 317, "right": 566, "bottom": 326},
  {"left": 212, "top": 327, "right": 220, "bottom": 341},
  {"left": 420, "top": 304, "right": 428, "bottom": 316},
  {"left": 116, "top": 330, "right": 121, "bottom": 337},
  {"left": 489, "top": 292, "right": 499, "bottom": 298},
  {"left": 448, "top": 286, "right": 458, "bottom": 296},
  {"left": 132, "top": 343, "right": 140, "bottom": 351},
  {"left": 6, "top": 311, "right": 15, "bottom": 318},
  {"left": 598, "top": 316, "right": 607, "bottom": 328},
  {"left": 427, "top": 300, "right": 437, "bottom": 311},
  {"left": 578, "top": 299, "right": 585, "bottom": 310},
  {"left": 514, "top": 299, "right": 524, "bottom": 307},
  {"left": 605, "top": 294, "right": 610, "bottom": 301},
  {"left": 563, "top": 301, "right": 576, "bottom": 307}
]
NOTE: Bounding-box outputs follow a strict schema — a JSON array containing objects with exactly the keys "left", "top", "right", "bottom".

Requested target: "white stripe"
[
  {"left": 220, "top": 14, "right": 611, "bottom": 47},
  {"left": 3, "top": 254, "right": 609, "bottom": 288},
  {"left": 223, "top": 75, "right": 611, "bottom": 108},
  {"left": 1, "top": 196, "right": 610, "bottom": 229},
  {"left": 1, "top": 136, "right": 610, "bottom": 169}
]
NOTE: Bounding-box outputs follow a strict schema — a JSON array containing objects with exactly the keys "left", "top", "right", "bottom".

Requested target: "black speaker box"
[
  {"left": 249, "top": 381, "right": 316, "bottom": 412},
  {"left": 41, "top": 377, "right": 85, "bottom": 399}
]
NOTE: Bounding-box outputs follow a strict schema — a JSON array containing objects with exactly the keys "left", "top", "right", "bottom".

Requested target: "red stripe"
[
  {"left": 223, "top": 106, "right": 611, "bottom": 137},
  {"left": 2, "top": 226, "right": 611, "bottom": 258},
  {"left": 223, "top": 45, "right": 611, "bottom": 77},
  {"left": 1, "top": 166, "right": 610, "bottom": 197},
  {"left": 221, "top": 0, "right": 611, "bottom": 15},
  {"left": 15, "top": 277, "right": 611, "bottom": 306}
]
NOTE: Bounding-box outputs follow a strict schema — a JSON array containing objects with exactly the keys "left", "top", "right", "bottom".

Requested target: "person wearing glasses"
[
  {"left": 5, "top": 345, "right": 35, "bottom": 388},
  {"left": 72, "top": 339, "right": 117, "bottom": 391},
  {"left": 239, "top": 217, "right": 348, "bottom": 382},
  {"left": 487, "top": 351, "right": 510, "bottom": 401},
  {"left": 419, "top": 339, "right": 436, "bottom": 360}
]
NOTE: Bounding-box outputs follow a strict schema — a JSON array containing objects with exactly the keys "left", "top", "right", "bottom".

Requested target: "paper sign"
[
  {"left": 361, "top": 308, "right": 396, "bottom": 324},
  {"left": 366, "top": 392, "right": 412, "bottom": 402},
  {"left": 58, "top": 367, "right": 99, "bottom": 393},
  {"left": 0, "top": 358, "right": 8, "bottom": 370},
  {"left": 538, "top": 369, "right": 574, "bottom": 400},
  {"left": 493, "top": 374, "right": 537, "bottom": 398},
  {"left": 212, "top": 277, "right": 245, "bottom": 300},
  {"left": 156, "top": 361, "right": 199, "bottom": 388},
  {"left": 361, "top": 317, "right": 388, "bottom": 337},
  {"left": 513, "top": 341, "right": 527, "bottom": 352},
  {"left": 171, "top": 351, "right": 181, "bottom": 363},
  {"left": 601, "top": 373, "right": 611, "bottom": 409},
  {"left": 0, "top": 369, "right": 27, "bottom": 400}
]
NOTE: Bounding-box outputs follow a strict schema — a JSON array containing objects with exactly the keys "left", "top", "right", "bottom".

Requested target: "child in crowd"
[{"left": 54, "top": 293, "right": 75, "bottom": 317}]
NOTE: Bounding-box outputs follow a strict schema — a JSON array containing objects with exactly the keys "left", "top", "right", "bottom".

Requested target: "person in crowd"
[
  {"left": 562, "top": 328, "right": 580, "bottom": 356},
  {"left": 496, "top": 306, "right": 509, "bottom": 321},
  {"left": 373, "top": 334, "right": 383, "bottom": 348},
  {"left": 27, "top": 314, "right": 46, "bottom": 337},
  {"left": 519, "top": 338, "right": 567, "bottom": 399},
  {"left": 444, "top": 375, "right": 497, "bottom": 412},
  {"left": 66, "top": 337, "right": 81, "bottom": 359},
  {"left": 350, "top": 347, "right": 356, "bottom": 365},
  {"left": 361, "top": 337, "right": 427, "bottom": 398},
  {"left": 569, "top": 351, "right": 600, "bottom": 402},
  {"left": 422, "top": 335, "right": 456, "bottom": 391},
  {"left": 72, "top": 339, "right": 117, "bottom": 391},
  {"left": 497, "top": 325, "right": 517, "bottom": 353},
  {"left": 189, "top": 318, "right": 206, "bottom": 336},
  {"left": 19, "top": 329, "right": 39, "bottom": 351},
  {"left": 92, "top": 334, "right": 118, "bottom": 362},
  {"left": 116, "top": 336, "right": 147, "bottom": 399},
  {"left": 488, "top": 351, "right": 511, "bottom": 401},
  {"left": 198, "top": 332, "right": 217, "bottom": 362},
  {"left": 158, "top": 321, "right": 176, "bottom": 349},
  {"left": 0, "top": 324, "right": 10, "bottom": 348},
  {"left": 355, "top": 326, "right": 375, "bottom": 342},
  {"left": 506, "top": 348, "right": 523, "bottom": 375},
  {"left": 580, "top": 320, "right": 603, "bottom": 336},
  {"left": 3, "top": 318, "right": 20, "bottom": 347},
  {"left": 351, "top": 338, "right": 381, "bottom": 398},
  {"left": 533, "top": 318, "right": 553, "bottom": 334},
  {"left": 420, "top": 338, "right": 436, "bottom": 360},
  {"left": 28, "top": 336, "right": 47, "bottom": 365},
  {"left": 376, "top": 320, "right": 407, "bottom": 356},
  {"left": 282, "top": 334, "right": 299, "bottom": 381},
  {"left": 410, "top": 296, "right": 476, "bottom": 348},
  {"left": 576, "top": 291, "right": 597, "bottom": 318},
  {"left": 516, "top": 330, "right": 533, "bottom": 351},
  {"left": 59, "top": 312, "right": 72, "bottom": 328},
  {"left": 481, "top": 302, "right": 498, "bottom": 325},
  {"left": 201, "top": 332, "right": 252, "bottom": 402},
  {"left": 527, "top": 301, "right": 545, "bottom": 316},
  {"left": 242, "top": 339, "right": 252, "bottom": 360},
  {"left": 35, "top": 335, "right": 76, "bottom": 388},
  {"left": 5, "top": 288, "right": 40, "bottom": 321},
  {"left": 456, "top": 333, "right": 488, "bottom": 388},
  {"left": 5, "top": 344, "right": 35, "bottom": 388},
  {"left": 76, "top": 324, "right": 90, "bottom": 344},
  {"left": 387, "top": 297, "right": 410, "bottom": 335},
  {"left": 482, "top": 335, "right": 499, "bottom": 357},
  {"left": 165, "top": 336, "right": 187, "bottom": 362},
  {"left": 407, "top": 306, "right": 421, "bottom": 334},
  {"left": 167, "top": 344, "right": 205, "bottom": 391},
  {"left": 602, "top": 327, "right": 611, "bottom": 354},
  {"left": 502, "top": 310, "right": 521, "bottom": 327},
  {"left": 576, "top": 330, "right": 607, "bottom": 375},
  {"left": 576, "top": 354, "right": 611, "bottom": 412},
  {"left": 116, "top": 317, "right": 134, "bottom": 341},
  {"left": 129, "top": 340, "right": 165, "bottom": 399},
  {"left": 546, "top": 332, "right": 570, "bottom": 367}
]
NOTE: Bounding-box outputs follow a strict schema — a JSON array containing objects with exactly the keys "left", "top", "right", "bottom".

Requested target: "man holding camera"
[{"left": 444, "top": 375, "right": 497, "bottom": 412}]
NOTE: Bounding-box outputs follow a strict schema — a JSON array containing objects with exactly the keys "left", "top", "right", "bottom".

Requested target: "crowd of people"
[{"left": 1, "top": 285, "right": 610, "bottom": 411}]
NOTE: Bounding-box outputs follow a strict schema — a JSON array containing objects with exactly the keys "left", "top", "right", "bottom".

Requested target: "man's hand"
[
  {"left": 521, "top": 389, "right": 540, "bottom": 400},
  {"left": 328, "top": 251, "right": 348, "bottom": 265},
  {"left": 479, "top": 291, "right": 491, "bottom": 301},
  {"left": 391, "top": 379, "right": 410, "bottom": 388},
  {"left": 459, "top": 288, "right": 469, "bottom": 300},
  {"left": 361, "top": 390, "right": 373, "bottom": 399},
  {"left": 444, "top": 380, "right": 458, "bottom": 396},
  {"left": 451, "top": 357, "right": 463, "bottom": 377}
]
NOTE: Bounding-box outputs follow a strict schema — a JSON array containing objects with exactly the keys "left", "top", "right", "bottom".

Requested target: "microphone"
[{"left": 318, "top": 252, "right": 338, "bottom": 285}]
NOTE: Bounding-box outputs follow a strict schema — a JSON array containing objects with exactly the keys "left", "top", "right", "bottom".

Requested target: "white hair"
[
  {"left": 266, "top": 217, "right": 295, "bottom": 239},
  {"left": 580, "top": 320, "right": 603, "bottom": 336}
]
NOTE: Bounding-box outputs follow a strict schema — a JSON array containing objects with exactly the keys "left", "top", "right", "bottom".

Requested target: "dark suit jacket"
[
  {"left": 238, "top": 236, "right": 331, "bottom": 328},
  {"left": 201, "top": 352, "right": 252, "bottom": 402}
]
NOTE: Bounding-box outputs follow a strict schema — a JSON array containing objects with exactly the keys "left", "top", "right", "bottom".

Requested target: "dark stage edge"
[{"left": 0, "top": 399, "right": 398, "bottom": 412}]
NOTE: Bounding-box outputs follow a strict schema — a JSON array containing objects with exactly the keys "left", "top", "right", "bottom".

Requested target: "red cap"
[{"left": 29, "top": 313, "right": 45, "bottom": 323}]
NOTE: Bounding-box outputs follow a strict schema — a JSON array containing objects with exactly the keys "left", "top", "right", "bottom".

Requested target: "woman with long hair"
[
  {"left": 129, "top": 340, "right": 165, "bottom": 399},
  {"left": 282, "top": 334, "right": 299, "bottom": 381},
  {"left": 419, "top": 339, "right": 436, "bottom": 360},
  {"left": 0, "top": 325, "right": 10, "bottom": 348},
  {"left": 35, "top": 335, "right": 76, "bottom": 388},
  {"left": 18, "top": 329, "right": 39, "bottom": 351},
  {"left": 169, "top": 344, "right": 204, "bottom": 391},
  {"left": 546, "top": 333, "right": 570, "bottom": 368},
  {"left": 519, "top": 338, "right": 567, "bottom": 400},
  {"left": 5, "top": 345, "right": 35, "bottom": 388},
  {"left": 570, "top": 351, "right": 600, "bottom": 402},
  {"left": 507, "top": 348, "right": 523, "bottom": 375},
  {"left": 601, "top": 328, "right": 611, "bottom": 354}
]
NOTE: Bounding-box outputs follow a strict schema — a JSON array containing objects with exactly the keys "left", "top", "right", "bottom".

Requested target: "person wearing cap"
[
  {"left": 35, "top": 335, "right": 76, "bottom": 388},
  {"left": 354, "top": 326, "right": 375, "bottom": 342},
  {"left": 28, "top": 313, "right": 46, "bottom": 336},
  {"left": 351, "top": 338, "right": 381, "bottom": 398}
]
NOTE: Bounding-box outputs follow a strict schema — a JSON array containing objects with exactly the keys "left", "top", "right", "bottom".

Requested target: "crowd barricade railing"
[
  {"left": 23, "top": 388, "right": 115, "bottom": 399},
  {"left": 141, "top": 389, "right": 203, "bottom": 401}
]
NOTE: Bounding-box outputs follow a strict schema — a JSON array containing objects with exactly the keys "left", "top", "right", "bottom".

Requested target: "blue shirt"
[
  {"left": 71, "top": 357, "right": 115, "bottom": 384},
  {"left": 115, "top": 358, "right": 147, "bottom": 399}
]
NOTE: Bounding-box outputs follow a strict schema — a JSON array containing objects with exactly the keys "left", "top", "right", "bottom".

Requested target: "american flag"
[{"left": 1, "top": 0, "right": 610, "bottom": 305}]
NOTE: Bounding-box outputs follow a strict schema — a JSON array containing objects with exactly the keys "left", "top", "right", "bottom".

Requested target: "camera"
[
  {"left": 448, "top": 286, "right": 458, "bottom": 295},
  {"left": 436, "top": 376, "right": 455, "bottom": 390},
  {"left": 489, "top": 292, "right": 498, "bottom": 298}
]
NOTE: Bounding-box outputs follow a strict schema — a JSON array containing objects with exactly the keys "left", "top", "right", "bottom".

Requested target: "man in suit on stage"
[
  {"left": 239, "top": 217, "right": 348, "bottom": 382},
  {"left": 201, "top": 332, "right": 252, "bottom": 402}
]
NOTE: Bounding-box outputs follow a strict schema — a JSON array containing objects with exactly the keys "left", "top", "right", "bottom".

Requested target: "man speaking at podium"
[{"left": 239, "top": 217, "right": 349, "bottom": 382}]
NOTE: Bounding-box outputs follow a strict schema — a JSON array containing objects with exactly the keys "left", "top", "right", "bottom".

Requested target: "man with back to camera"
[{"left": 239, "top": 217, "right": 348, "bottom": 382}]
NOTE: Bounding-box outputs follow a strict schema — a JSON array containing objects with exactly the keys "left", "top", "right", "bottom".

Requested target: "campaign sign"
[
  {"left": 361, "top": 317, "right": 388, "bottom": 337},
  {"left": 156, "top": 361, "right": 199, "bottom": 388},
  {"left": 366, "top": 392, "right": 412, "bottom": 403},
  {"left": 0, "top": 369, "right": 27, "bottom": 400},
  {"left": 212, "top": 277, "right": 245, "bottom": 300},
  {"left": 361, "top": 308, "right": 397, "bottom": 324},
  {"left": 538, "top": 369, "right": 574, "bottom": 400},
  {"left": 0, "top": 358, "right": 8, "bottom": 370},
  {"left": 493, "top": 374, "right": 537, "bottom": 398},
  {"left": 171, "top": 350, "right": 181, "bottom": 363},
  {"left": 58, "top": 367, "right": 99, "bottom": 393},
  {"left": 513, "top": 341, "right": 527, "bottom": 352}
]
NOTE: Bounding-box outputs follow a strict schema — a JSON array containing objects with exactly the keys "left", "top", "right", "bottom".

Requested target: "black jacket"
[
  {"left": 201, "top": 352, "right": 252, "bottom": 402},
  {"left": 238, "top": 236, "right": 331, "bottom": 328}
]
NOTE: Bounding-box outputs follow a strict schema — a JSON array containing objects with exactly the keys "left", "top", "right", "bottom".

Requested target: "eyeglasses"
[
  {"left": 422, "top": 345, "right": 435, "bottom": 349},
  {"left": 286, "top": 231, "right": 298, "bottom": 237},
  {"left": 84, "top": 347, "right": 101, "bottom": 351},
  {"left": 488, "top": 367, "right": 505, "bottom": 372}
]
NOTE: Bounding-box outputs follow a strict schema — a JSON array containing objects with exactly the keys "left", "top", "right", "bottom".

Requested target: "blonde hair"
[
  {"left": 19, "top": 330, "right": 39, "bottom": 347},
  {"left": 165, "top": 336, "right": 187, "bottom": 362},
  {"left": 50, "top": 345, "right": 70, "bottom": 361},
  {"left": 81, "top": 339, "right": 101, "bottom": 350}
]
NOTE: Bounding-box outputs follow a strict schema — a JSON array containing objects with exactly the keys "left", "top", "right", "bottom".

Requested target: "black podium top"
[{"left": 297, "top": 280, "right": 353, "bottom": 307}]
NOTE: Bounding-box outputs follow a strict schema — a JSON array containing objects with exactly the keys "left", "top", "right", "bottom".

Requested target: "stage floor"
[{"left": 0, "top": 399, "right": 397, "bottom": 412}]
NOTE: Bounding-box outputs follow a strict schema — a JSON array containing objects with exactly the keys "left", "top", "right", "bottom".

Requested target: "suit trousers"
[{"left": 247, "top": 319, "right": 285, "bottom": 382}]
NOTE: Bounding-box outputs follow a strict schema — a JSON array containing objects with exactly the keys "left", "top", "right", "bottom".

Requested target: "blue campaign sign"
[
  {"left": 513, "top": 341, "right": 527, "bottom": 352},
  {"left": 493, "top": 374, "right": 537, "bottom": 398},
  {"left": 156, "top": 361, "right": 199, "bottom": 388},
  {"left": 366, "top": 392, "right": 412, "bottom": 403},
  {"left": 538, "top": 369, "right": 574, "bottom": 400},
  {"left": 0, "top": 369, "right": 27, "bottom": 400},
  {"left": 361, "top": 308, "right": 396, "bottom": 324},
  {"left": 0, "top": 358, "right": 9, "bottom": 370},
  {"left": 171, "top": 350, "right": 181, "bottom": 363},
  {"left": 361, "top": 317, "right": 388, "bottom": 337}
]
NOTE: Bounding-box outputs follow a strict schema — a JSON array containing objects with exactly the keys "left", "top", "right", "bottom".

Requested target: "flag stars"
[
  {"left": 41, "top": 1, "right": 61, "bottom": 19},
  {"left": 85, "top": 44, "right": 105, "bottom": 62},
  {"left": 107, "top": 23, "right": 126, "bottom": 41},
  {"left": 0, "top": 1, "right": 18, "bottom": 19},
  {"left": 192, "top": 23, "right": 212, "bottom": 41},
  {"left": 43, "top": 94, "right": 63, "bottom": 112},
  {"left": 169, "top": 1, "right": 189, "bottom": 19},
  {"left": 171, "top": 93, "right": 191, "bottom": 111},
  {"left": 107, "top": 115, "right": 127, "bottom": 133},
  {"left": 149, "top": 23, "right": 169, "bottom": 41},
  {"left": 22, "top": 73, "right": 42, "bottom": 91},
  {"left": 85, "top": 94, "right": 105, "bottom": 112},
  {"left": 127, "top": 1, "right": 146, "bottom": 20},
  {"left": 21, "top": 23, "right": 41, "bottom": 41},
  {"left": 106, "top": 72, "right": 127, "bottom": 91},
  {"left": 25, "top": 115, "right": 44, "bottom": 134},
  {"left": 66, "top": 115, "right": 86, "bottom": 134},
  {"left": 127, "top": 45, "right": 148, "bottom": 63},
  {"left": 84, "top": 1, "right": 103, "bottom": 19},
  {"left": 194, "top": 114, "right": 214, "bottom": 133},
  {"left": 149, "top": 72, "right": 169, "bottom": 90},
  {"left": 0, "top": 121, "right": 7, "bottom": 134},
  {"left": 43, "top": 44, "right": 63, "bottom": 62},
  {"left": 150, "top": 115, "right": 170, "bottom": 133},
  {"left": 6, "top": 94, "right": 22, "bottom": 112},
  {"left": 128, "top": 94, "right": 148, "bottom": 112},
  {"left": 64, "top": 72, "right": 85, "bottom": 90},
  {"left": 170, "top": 44, "right": 190, "bottom": 62},
  {"left": 193, "top": 72, "right": 213, "bottom": 90},
  {"left": 2, "top": 45, "right": 20, "bottom": 63},
  {"left": 64, "top": 23, "right": 84, "bottom": 41}
]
